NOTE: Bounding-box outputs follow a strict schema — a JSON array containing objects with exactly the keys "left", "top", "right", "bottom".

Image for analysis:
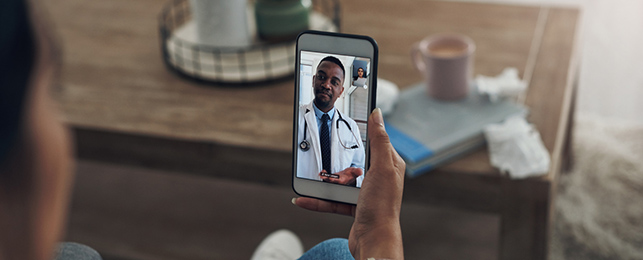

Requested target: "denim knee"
[
  {"left": 298, "top": 238, "right": 353, "bottom": 260},
  {"left": 54, "top": 242, "right": 102, "bottom": 260}
]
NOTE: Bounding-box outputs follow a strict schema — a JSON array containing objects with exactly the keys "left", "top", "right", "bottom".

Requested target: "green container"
[{"left": 255, "top": 0, "right": 311, "bottom": 42}]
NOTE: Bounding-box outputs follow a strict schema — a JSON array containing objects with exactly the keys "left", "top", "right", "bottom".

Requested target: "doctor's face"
[{"left": 313, "top": 61, "right": 344, "bottom": 112}]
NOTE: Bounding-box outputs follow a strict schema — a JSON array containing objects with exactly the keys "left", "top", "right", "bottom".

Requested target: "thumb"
[
  {"left": 368, "top": 108, "right": 393, "bottom": 160},
  {"left": 352, "top": 167, "right": 364, "bottom": 177}
]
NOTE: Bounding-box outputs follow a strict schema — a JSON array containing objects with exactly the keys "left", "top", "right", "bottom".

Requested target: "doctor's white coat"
[{"left": 296, "top": 102, "right": 365, "bottom": 187}]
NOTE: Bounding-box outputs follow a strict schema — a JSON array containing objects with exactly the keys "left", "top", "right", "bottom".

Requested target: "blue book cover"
[{"left": 384, "top": 83, "right": 528, "bottom": 177}]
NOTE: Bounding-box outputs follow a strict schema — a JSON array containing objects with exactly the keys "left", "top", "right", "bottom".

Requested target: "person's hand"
[
  {"left": 294, "top": 108, "right": 406, "bottom": 259},
  {"left": 320, "top": 167, "right": 363, "bottom": 185}
]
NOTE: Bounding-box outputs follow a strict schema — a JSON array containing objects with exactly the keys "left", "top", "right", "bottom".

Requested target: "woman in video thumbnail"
[{"left": 352, "top": 67, "right": 367, "bottom": 87}]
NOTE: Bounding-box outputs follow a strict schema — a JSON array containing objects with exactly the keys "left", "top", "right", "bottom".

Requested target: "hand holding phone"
[
  {"left": 292, "top": 31, "right": 378, "bottom": 204},
  {"left": 294, "top": 108, "right": 406, "bottom": 259},
  {"left": 292, "top": 31, "right": 405, "bottom": 260}
]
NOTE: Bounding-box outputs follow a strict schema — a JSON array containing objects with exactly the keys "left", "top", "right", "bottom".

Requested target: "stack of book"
[{"left": 384, "top": 83, "right": 527, "bottom": 177}]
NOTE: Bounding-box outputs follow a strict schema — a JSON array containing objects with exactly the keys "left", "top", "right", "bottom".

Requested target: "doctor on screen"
[{"left": 297, "top": 56, "right": 365, "bottom": 187}]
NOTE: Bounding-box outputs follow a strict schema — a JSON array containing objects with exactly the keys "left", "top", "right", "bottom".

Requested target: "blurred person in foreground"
[
  {"left": 0, "top": 0, "right": 406, "bottom": 259},
  {"left": 0, "top": 0, "right": 102, "bottom": 259}
]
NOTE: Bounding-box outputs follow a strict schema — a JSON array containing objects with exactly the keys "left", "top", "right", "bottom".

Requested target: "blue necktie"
[{"left": 320, "top": 113, "right": 331, "bottom": 173}]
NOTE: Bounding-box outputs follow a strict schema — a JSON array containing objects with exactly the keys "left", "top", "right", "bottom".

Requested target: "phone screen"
[{"left": 295, "top": 50, "right": 373, "bottom": 188}]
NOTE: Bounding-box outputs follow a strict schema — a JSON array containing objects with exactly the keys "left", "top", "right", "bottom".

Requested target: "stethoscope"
[{"left": 300, "top": 109, "right": 360, "bottom": 152}]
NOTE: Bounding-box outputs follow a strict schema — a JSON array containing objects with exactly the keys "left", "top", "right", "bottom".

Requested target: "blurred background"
[
  {"left": 41, "top": 0, "right": 642, "bottom": 259},
  {"left": 457, "top": 0, "right": 643, "bottom": 124}
]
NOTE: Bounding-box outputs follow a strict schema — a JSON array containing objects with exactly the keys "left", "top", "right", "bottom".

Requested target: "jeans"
[
  {"left": 55, "top": 239, "right": 350, "bottom": 260},
  {"left": 54, "top": 242, "right": 102, "bottom": 260},
  {"left": 298, "top": 238, "right": 354, "bottom": 260}
]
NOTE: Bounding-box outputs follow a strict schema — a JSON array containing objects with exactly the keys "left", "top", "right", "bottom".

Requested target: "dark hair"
[
  {"left": 0, "top": 0, "right": 35, "bottom": 162},
  {"left": 318, "top": 56, "right": 345, "bottom": 79}
]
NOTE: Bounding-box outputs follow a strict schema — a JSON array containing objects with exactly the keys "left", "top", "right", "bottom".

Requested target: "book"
[{"left": 384, "top": 83, "right": 528, "bottom": 177}]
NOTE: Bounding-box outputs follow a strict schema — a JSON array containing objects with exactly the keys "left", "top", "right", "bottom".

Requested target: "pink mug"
[{"left": 411, "top": 34, "right": 475, "bottom": 100}]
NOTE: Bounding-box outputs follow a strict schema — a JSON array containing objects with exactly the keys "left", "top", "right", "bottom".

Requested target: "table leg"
[
  {"left": 499, "top": 180, "right": 551, "bottom": 260},
  {"left": 562, "top": 70, "right": 579, "bottom": 173}
]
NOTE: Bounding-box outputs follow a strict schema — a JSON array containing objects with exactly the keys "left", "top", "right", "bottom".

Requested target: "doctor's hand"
[
  {"left": 293, "top": 108, "right": 406, "bottom": 260},
  {"left": 319, "top": 167, "right": 363, "bottom": 186}
]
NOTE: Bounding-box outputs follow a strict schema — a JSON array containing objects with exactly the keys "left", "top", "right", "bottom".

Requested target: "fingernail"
[
  {"left": 372, "top": 108, "right": 384, "bottom": 127},
  {"left": 291, "top": 197, "right": 297, "bottom": 205}
]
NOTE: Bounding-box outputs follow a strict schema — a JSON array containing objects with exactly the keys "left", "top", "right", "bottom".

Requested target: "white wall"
[{"left": 445, "top": 0, "right": 643, "bottom": 124}]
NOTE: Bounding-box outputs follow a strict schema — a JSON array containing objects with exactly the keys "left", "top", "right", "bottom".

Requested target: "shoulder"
[{"left": 300, "top": 102, "right": 312, "bottom": 114}]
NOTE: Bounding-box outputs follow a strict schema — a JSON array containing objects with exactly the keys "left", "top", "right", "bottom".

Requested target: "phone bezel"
[{"left": 292, "top": 30, "right": 379, "bottom": 205}]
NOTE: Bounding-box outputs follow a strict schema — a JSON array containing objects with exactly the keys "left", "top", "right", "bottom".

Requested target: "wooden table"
[{"left": 48, "top": 0, "right": 580, "bottom": 259}]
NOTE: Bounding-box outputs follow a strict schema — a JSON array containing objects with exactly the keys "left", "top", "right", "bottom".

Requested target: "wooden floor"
[{"left": 65, "top": 160, "right": 499, "bottom": 260}]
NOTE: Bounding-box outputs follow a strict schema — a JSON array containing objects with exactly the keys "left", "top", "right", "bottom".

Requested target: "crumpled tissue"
[
  {"left": 476, "top": 67, "right": 527, "bottom": 102},
  {"left": 484, "top": 116, "right": 550, "bottom": 179}
]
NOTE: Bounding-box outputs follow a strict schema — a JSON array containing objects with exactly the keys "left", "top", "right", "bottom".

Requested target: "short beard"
[{"left": 313, "top": 97, "right": 332, "bottom": 111}]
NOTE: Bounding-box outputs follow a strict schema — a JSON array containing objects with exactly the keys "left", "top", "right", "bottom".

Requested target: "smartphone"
[{"left": 292, "top": 31, "right": 378, "bottom": 205}]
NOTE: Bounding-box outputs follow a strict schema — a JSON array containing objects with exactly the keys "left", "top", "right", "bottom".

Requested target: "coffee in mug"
[{"left": 411, "top": 33, "right": 475, "bottom": 100}]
